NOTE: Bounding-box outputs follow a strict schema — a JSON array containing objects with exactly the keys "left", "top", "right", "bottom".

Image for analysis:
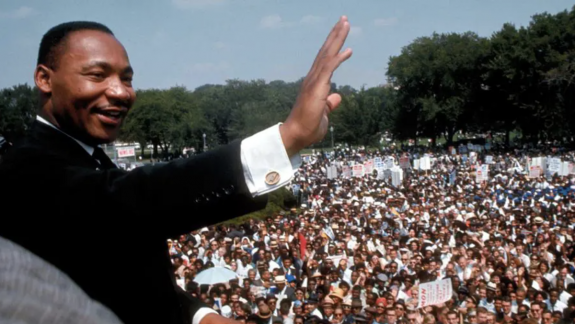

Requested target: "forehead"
[{"left": 59, "top": 30, "right": 130, "bottom": 69}]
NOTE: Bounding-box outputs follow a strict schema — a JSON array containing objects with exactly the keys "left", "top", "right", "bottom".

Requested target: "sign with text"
[
  {"left": 384, "top": 157, "right": 395, "bottom": 170},
  {"left": 342, "top": 166, "right": 351, "bottom": 178},
  {"left": 117, "top": 147, "right": 135, "bottom": 158},
  {"left": 399, "top": 156, "right": 410, "bottom": 169},
  {"left": 418, "top": 278, "right": 453, "bottom": 308},
  {"left": 364, "top": 160, "right": 374, "bottom": 174},
  {"left": 529, "top": 166, "right": 541, "bottom": 179},
  {"left": 352, "top": 165, "right": 365, "bottom": 177}
]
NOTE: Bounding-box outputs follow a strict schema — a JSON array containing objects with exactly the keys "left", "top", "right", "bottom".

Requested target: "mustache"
[{"left": 94, "top": 102, "right": 130, "bottom": 113}]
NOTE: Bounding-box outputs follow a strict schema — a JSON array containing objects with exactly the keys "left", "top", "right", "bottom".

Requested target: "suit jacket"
[{"left": 0, "top": 121, "right": 268, "bottom": 324}]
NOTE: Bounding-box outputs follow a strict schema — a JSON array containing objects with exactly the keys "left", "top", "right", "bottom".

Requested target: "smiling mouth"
[{"left": 95, "top": 108, "right": 126, "bottom": 125}]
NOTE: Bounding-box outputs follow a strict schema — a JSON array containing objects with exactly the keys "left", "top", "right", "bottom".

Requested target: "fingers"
[
  {"left": 326, "top": 93, "right": 342, "bottom": 112},
  {"left": 309, "top": 16, "right": 349, "bottom": 73},
  {"left": 325, "top": 19, "right": 350, "bottom": 57},
  {"left": 324, "top": 48, "right": 353, "bottom": 78}
]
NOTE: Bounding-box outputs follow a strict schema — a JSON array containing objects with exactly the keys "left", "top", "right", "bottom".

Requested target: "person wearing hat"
[
  {"left": 274, "top": 275, "right": 296, "bottom": 309},
  {"left": 255, "top": 297, "right": 274, "bottom": 324},
  {"left": 478, "top": 282, "right": 497, "bottom": 314},
  {"left": 329, "top": 288, "right": 346, "bottom": 305},
  {"left": 307, "top": 295, "right": 323, "bottom": 319},
  {"left": 353, "top": 314, "right": 368, "bottom": 324},
  {"left": 321, "top": 297, "right": 335, "bottom": 320}
]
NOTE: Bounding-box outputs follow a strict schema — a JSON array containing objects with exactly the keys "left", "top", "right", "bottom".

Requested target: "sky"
[{"left": 0, "top": 0, "right": 573, "bottom": 91}]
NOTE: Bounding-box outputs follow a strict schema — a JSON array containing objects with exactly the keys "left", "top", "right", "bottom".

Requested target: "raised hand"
[{"left": 280, "top": 16, "right": 353, "bottom": 156}]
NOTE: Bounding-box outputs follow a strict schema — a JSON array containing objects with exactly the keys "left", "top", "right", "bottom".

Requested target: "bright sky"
[{"left": 0, "top": 0, "right": 572, "bottom": 90}]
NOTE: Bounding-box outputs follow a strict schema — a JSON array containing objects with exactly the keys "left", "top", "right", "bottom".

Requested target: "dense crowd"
[{"left": 168, "top": 143, "right": 575, "bottom": 324}]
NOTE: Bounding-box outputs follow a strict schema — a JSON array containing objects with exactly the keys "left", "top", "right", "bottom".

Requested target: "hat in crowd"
[
  {"left": 220, "top": 305, "right": 232, "bottom": 318},
  {"left": 351, "top": 299, "right": 363, "bottom": 308},
  {"left": 458, "top": 286, "right": 469, "bottom": 295},
  {"left": 323, "top": 297, "right": 335, "bottom": 306},
  {"left": 533, "top": 216, "right": 544, "bottom": 224},
  {"left": 487, "top": 282, "right": 497, "bottom": 291},
  {"left": 274, "top": 275, "right": 286, "bottom": 284},
  {"left": 377, "top": 273, "right": 388, "bottom": 282},
  {"left": 307, "top": 295, "right": 319, "bottom": 304},
  {"left": 329, "top": 288, "right": 345, "bottom": 300},
  {"left": 354, "top": 314, "right": 368, "bottom": 323}
]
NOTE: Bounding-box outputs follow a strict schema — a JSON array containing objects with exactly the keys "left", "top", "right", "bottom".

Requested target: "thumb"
[{"left": 326, "top": 93, "right": 342, "bottom": 112}]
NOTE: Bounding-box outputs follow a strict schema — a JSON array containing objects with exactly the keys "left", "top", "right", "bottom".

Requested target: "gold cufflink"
[{"left": 265, "top": 171, "right": 281, "bottom": 185}]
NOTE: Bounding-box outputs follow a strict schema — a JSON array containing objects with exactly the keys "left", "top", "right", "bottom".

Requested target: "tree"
[
  {"left": 387, "top": 32, "right": 489, "bottom": 144},
  {"left": 0, "top": 84, "right": 38, "bottom": 143},
  {"left": 120, "top": 86, "right": 207, "bottom": 157},
  {"left": 331, "top": 86, "right": 390, "bottom": 146}
]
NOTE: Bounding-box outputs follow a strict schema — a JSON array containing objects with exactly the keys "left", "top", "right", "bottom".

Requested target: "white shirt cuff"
[
  {"left": 192, "top": 307, "right": 218, "bottom": 324},
  {"left": 241, "top": 123, "right": 302, "bottom": 197}
]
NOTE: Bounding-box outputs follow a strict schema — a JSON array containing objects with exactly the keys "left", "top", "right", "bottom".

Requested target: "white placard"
[
  {"left": 364, "top": 160, "right": 374, "bottom": 174},
  {"left": 342, "top": 166, "right": 351, "bottom": 178},
  {"left": 418, "top": 278, "right": 453, "bottom": 308},
  {"left": 384, "top": 157, "right": 395, "bottom": 170},
  {"left": 352, "top": 165, "right": 365, "bottom": 177},
  {"left": 419, "top": 157, "right": 431, "bottom": 170},
  {"left": 549, "top": 158, "right": 562, "bottom": 175},
  {"left": 399, "top": 156, "right": 410, "bottom": 169},
  {"left": 529, "top": 166, "right": 541, "bottom": 178},
  {"left": 391, "top": 168, "right": 403, "bottom": 186}
]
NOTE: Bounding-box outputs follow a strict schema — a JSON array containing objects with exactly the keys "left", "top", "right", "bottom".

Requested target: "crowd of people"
[{"left": 167, "top": 142, "right": 575, "bottom": 324}]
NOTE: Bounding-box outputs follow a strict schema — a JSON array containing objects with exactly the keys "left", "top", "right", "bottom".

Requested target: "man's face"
[
  {"left": 516, "top": 291, "right": 525, "bottom": 303},
  {"left": 407, "top": 313, "right": 418, "bottom": 324},
  {"left": 502, "top": 301, "right": 511, "bottom": 314},
  {"left": 550, "top": 291, "right": 559, "bottom": 303},
  {"left": 542, "top": 313, "right": 552, "bottom": 324},
  {"left": 530, "top": 304, "right": 542, "bottom": 319},
  {"left": 386, "top": 310, "right": 397, "bottom": 324},
  {"left": 478, "top": 312, "right": 487, "bottom": 323},
  {"left": 41, "top": 30, "right": 136, "bottom": 145},
  {"left": 448, "top": 314, "right": 458, "bottom": 324}
]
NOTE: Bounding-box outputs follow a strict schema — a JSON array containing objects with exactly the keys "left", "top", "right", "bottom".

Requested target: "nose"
[{"left": 105, "top": 76, "right": 132, "bottom": 104}]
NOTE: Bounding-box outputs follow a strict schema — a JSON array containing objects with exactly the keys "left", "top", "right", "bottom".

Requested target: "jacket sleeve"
[{"left": 8, "top": 139, "right": 268, "bottom": 238}]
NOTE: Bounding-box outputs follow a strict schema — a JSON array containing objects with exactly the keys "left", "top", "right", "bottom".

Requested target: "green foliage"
[
  {"left": 0, "top": 84, "right": 38, "bottom": 142},
  {"left": 218, "top": 187, "right": 297, "bottom": 226},
  {"left": 385, "top": 5, "right": 575, "bottom": 145}
]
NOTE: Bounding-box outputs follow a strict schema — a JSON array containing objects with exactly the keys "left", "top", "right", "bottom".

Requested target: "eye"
[{"left": 89, "top": 72, "right": 105, "bottom": 79}]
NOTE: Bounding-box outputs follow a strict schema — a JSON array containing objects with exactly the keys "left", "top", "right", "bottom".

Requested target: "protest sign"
[
  {"left": 418, "top": 278, "right": 453, "bottom": 308},
  {"left": 352, "top": 165, "right": 364, "bottom": 177},
  {"left": 529, "top": 166, "right": 541, "bottom": 178},
  {"left": 364, "top": 160, "right": 374, "bottom": 174},
  {"left": 342, "top": 166, "right": 351, "bottom": 178},
  {"left": 399, "top": 156, "right": 410, "bottom": 169}
]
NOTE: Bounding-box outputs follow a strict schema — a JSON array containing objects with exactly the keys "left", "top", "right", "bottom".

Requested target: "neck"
[{"left": 39, "top": 110, "right": 100, "bottom": 147}]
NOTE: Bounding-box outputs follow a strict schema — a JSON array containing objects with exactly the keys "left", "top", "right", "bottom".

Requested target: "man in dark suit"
[{"left": 0, "top": 17, "right": 352, "bottom": 324}]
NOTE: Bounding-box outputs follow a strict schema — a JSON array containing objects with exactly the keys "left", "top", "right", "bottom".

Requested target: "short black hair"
[{"left": 37, "top": 21, "right": 113, "bottom": 69}]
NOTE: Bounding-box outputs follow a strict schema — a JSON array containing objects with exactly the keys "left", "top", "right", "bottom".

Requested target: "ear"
[{"left": 34, "top": 64, "right": 53, "bottom": 95}]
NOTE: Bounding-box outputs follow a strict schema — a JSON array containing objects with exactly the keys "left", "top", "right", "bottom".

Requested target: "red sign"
[{"left": 117, "top": 147, "right": 135, "bottom": 158}]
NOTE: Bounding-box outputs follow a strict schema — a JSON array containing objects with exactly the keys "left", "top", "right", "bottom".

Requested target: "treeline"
[{"left": 1, "top": 6, "right": 574, "bottom": 153}]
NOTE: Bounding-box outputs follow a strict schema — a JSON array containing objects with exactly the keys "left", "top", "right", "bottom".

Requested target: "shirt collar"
[{"left": 36, "top": 115, "right": 95, "bottom": 156}]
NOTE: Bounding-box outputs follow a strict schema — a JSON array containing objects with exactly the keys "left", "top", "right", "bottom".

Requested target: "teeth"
[{"left": 101, "top": 111, "right": 121, "bottom": 117}]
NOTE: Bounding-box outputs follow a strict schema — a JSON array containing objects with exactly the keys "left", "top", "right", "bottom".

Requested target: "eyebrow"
[{"left": 82, "top": 60, "right": 133, "bottom": 74}]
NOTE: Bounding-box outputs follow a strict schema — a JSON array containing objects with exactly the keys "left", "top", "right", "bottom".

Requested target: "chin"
[{"left": 90, "top": 129, "right": 119, "bottom": 145}]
